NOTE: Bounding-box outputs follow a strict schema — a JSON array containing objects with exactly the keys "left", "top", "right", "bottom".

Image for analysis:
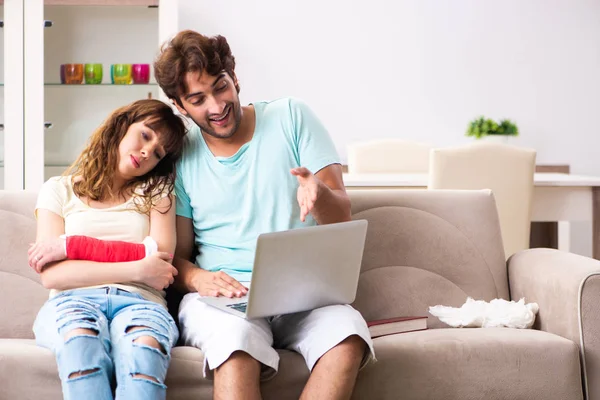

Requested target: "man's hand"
[
  {"left": 28, "top": 238, "right": 67, "bottom": 273},
  {"left": 291, "top": 167, "right": 323, "bottom": 222},
  {"left": 136, "top": 252, "right": 178, "bottom": 290},
  {"left": 192, "top": 270, "right": 248, "bottom": 298}
]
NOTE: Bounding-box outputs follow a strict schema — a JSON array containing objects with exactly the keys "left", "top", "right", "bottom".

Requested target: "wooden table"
[{"left": 343, "top": 173, "right": 600, "bottom": 259}]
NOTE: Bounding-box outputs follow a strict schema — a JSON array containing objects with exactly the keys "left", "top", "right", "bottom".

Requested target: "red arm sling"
[{"left": 66, "top": 235, "right": 146, "bottom": 262}]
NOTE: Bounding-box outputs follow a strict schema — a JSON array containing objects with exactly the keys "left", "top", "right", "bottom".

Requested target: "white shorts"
[{"left": 178, "top": 292, "right": 375, "bottom": 380}]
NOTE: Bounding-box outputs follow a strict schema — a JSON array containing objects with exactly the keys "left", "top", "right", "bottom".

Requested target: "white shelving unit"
[
  {"left": 1, "top": 1, "right": 25, "bottom": 190},
  {"left": 0, "top": 1, "right": 159, "bottom": 6},
  {"left": 1, "top": 0, "right": 178, "bottom": 190}
]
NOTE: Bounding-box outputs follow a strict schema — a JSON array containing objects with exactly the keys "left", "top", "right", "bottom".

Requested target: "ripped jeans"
[{"left": 33, "top": 287, "right": 179, "bottom": 400}]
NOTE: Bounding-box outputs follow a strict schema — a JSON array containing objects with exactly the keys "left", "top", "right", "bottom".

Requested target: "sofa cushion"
[
  {"left": 0, "top": 339, "right": 63, "bottom": 400},
  {"left": 348, "top": 190, "right": 509, "bottom": 326},
  {"left": 0, "top": 340, "right": 310, "bottom": 400},
  {"left": 353, "top": 328, "right": 583, "bottom": 400},
  {"left": 4, "top": 328, "right": 581, "bottom": 400},
  {"left": 0, "top": 210, "right": 48, "bottom": 339}
]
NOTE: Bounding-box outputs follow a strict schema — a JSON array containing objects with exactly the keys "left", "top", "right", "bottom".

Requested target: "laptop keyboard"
[{"left": 226, "top": 302, "right": 248, "bottom": 313}]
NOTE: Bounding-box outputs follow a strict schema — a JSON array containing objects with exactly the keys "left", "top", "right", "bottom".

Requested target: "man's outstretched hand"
[{"left": 291, "top": 167, "right": 323, "bottom": 222}]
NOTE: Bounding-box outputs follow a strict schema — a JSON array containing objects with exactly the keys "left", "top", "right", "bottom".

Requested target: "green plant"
[{"left": 465, "top": 116, "right": 519, "bottom": 139}]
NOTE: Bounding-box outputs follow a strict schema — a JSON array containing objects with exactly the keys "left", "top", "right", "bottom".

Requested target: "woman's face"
[{"left": 116, "top": 120, "right": 167, "bottom": 180}]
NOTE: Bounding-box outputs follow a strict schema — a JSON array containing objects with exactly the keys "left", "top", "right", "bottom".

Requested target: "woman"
[{"left": 28, "top": 99, "right": 186, "bottom": 400}]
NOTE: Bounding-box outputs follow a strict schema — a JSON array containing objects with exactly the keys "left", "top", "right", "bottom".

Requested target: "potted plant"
[{"left": 465, "top": 116, "right": 519, "bottom": 143}]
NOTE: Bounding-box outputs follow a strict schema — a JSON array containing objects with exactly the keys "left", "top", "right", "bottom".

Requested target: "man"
[{"left": 154, "top": 30, "right": 375, "bottom": 400}]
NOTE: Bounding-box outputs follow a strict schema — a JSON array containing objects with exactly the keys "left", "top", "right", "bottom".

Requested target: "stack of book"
[{"left": 367, "top": 316, "right": 428, "bottom": 338}]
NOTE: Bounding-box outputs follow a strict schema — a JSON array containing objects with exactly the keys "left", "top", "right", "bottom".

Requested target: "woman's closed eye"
[{"left": 141, "top": 131, "right": 163, "bottom": 159}]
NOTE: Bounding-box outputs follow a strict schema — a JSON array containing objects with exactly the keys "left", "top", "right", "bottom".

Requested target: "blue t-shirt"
[{"left": 175, "top": 97, "right": 340, "bottom": 281}]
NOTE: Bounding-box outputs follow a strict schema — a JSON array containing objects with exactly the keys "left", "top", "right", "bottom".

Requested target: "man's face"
[{"left": 176, "top": 71, "right": 242, "bottom": 139}]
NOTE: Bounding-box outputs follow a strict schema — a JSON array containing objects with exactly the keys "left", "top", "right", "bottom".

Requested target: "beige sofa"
[{"left": 1, "top": 189, "right": 598, "bottom": 400}]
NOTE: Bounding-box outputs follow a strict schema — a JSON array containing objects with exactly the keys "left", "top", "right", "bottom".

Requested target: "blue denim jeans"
[{"left": 33, "top": 287, "right": 179, "bottom": 400}]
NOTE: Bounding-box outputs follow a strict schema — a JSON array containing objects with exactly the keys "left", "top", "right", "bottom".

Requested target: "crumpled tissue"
[{"left": 429, "top": 297, "right": 539, "bottom": 328}]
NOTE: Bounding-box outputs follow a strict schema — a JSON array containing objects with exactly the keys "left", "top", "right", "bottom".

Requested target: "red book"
[{"left": 367, "top": 316, "right": 428, "bottom": 338}]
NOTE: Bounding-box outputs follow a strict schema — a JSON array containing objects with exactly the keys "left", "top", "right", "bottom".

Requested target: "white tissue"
[{"left": 429, "top": 297, "right": 539, "bottom": 329}]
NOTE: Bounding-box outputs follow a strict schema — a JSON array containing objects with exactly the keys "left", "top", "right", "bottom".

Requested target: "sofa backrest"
[
  {"left": 349, "top": 189, "right": 509, "bottom": 329},
  {"left": 0, "top": 190, "right": 48, "bottom": 339},
  {"left": 0, "top": 189, "right": 508, "bottom": 336}
]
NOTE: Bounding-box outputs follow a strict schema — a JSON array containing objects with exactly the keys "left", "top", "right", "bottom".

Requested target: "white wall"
[
  {"left": 177, "top": 0, "right": 600, "bottom": 172},
  {"left": 177, "top": 0, "right": 600, "bottom": 256}
]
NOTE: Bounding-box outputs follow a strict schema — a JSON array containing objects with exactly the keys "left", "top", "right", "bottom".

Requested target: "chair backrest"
[
  {"left": 428, "top": 142, "right": 536, "bottom": 259},
  {"left": 0, "top": 190, "right": 47, "bottom": 339},
  {"left": 347, "top": 139, "right": 433, "bottom": 173},
  {"left": 349, "top": 189, "right": 508, "bottom": 328}
]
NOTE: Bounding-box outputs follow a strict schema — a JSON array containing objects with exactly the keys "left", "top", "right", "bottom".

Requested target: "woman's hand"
[
  {"left": 135, "top": 252, "right": 178, "bottom": 290},
  {"left": 28, "top": 237, "right": 67, "bottom": 273}
]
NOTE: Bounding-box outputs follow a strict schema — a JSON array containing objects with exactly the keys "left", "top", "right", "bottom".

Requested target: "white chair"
[
  {"left": 428, "top": 142, "right": 536, "bottom": 259},
  {"left": 347, "top": 139, "right": 433, "bottom": 173}
]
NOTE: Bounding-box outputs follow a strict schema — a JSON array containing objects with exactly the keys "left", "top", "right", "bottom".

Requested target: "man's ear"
[
  {"left": 172, "top": 100, "right": 188, "bottom": 117},
  {"left": 230, "top": 72, "right": 240, "bottom": 93}
]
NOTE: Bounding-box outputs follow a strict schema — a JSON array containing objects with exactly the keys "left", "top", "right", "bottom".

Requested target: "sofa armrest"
[{"left": 508, "top": 248, "right": 600, "bottom": 400}]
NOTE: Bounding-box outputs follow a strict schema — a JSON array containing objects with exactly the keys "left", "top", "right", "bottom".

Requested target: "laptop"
[{"left": 197, "top": 219, "right": 368, "bottom": 319}]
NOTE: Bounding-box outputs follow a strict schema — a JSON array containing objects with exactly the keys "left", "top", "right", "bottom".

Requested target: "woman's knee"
[
  {"left": 127, "top": 325, "right": 165, "bottom": 354},
  {"left": 63, "top": 328, "right": 100, "bottom": 379},
  {"left": 126, "top": 329, "right": 163, "bottom": 384},
  {"left": 116, "top": 325, "right": 172, "bottom": 385},
  {"left": 59, "top": 327, "right": 113, "bottom": 382},
  {"left": 64, "top": 327, "right": 98, "bottom": 341}
]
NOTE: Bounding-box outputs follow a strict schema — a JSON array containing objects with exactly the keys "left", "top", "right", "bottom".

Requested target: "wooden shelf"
[{"left": 0, "top": 0, "right": 158, "bottom": 5}]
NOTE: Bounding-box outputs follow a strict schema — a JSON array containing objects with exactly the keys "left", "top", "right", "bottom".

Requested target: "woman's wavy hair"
[
  {"left": 65, "top": 99, "right": 187, "bottom": 214},
  {"left": 154, "top": 30, "right": 239, "bottom": 107}
]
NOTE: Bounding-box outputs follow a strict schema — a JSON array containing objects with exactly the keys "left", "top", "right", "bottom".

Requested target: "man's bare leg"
[
  {"left": 300, "top": 335, "right": 366, "bottom": 400},
  {"left": 214, "top": 351, "right": 262, "bottom": 400}
]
